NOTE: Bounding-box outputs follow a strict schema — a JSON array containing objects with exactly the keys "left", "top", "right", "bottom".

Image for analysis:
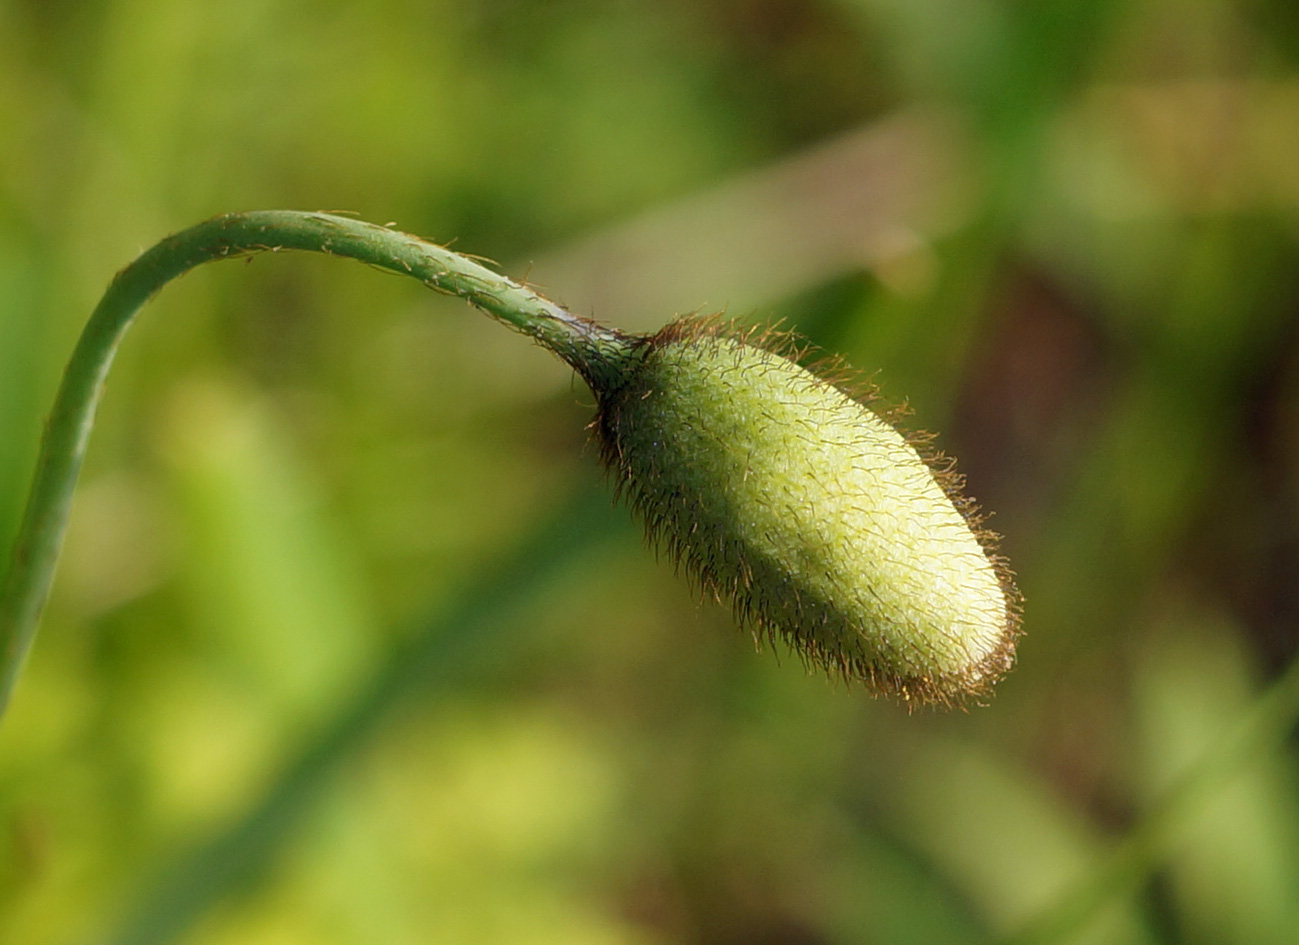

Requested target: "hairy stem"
[{"left": 0, "top": 210, "right": 632, "bottom": 720}]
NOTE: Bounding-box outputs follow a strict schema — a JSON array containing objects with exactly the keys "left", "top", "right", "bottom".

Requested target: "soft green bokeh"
[{"left": 3, "top": 1, "right": 1299, "bottom": 944}]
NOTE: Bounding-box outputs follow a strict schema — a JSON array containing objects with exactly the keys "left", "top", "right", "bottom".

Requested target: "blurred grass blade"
[
  {"left": 92, "top": 484, "right": 625, "bottom": 945},
  {"left": 1132, "top": 609, "right": 1299, "bottom": 944},
  {"left": 527, "top": 109, "right": 974, "bottom": 332},
  {"left": 1005, "top": 649, "right": 1299, "bottom": 945},
  {"left": 861, "top": 738, "right": 1154, "bottom": 945}
]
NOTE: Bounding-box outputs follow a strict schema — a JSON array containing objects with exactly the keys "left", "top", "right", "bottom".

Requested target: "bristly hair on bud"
[{"left": 591, "top": 316, "right": 1021, "bottom": 707}]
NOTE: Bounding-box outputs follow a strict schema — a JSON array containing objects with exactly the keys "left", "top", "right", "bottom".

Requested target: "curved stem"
[{"left": 0, "top": 210, "right": 633, "bottom": 721}]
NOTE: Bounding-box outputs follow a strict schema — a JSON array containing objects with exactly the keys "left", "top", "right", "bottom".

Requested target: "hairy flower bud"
[{"left": 594, "top": 319, "right": 1020, "bottom": 705}]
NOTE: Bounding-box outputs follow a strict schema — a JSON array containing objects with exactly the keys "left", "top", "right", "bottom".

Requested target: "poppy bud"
[{"left": 593, "top": 319, "right": 1019, "bottom": 705}]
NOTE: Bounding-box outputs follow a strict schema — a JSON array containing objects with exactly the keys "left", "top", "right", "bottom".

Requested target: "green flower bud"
[{"left": 594, "top": 319, "right": 1020, "bottom": 705}]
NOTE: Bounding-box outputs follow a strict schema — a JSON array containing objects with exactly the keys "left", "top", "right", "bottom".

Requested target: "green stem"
[{"left": 0, "top": 210, "right": 633, "bottom": 721}]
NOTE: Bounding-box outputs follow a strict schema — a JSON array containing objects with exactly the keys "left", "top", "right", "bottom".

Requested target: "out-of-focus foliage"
[{"left": 2, "top": 1, "right": 1298, "bottom": 944}]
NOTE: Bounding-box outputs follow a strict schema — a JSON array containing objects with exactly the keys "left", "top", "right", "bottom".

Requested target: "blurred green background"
[{"left": 3, "top": 1, "right": 1299, "bottom": 943}]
